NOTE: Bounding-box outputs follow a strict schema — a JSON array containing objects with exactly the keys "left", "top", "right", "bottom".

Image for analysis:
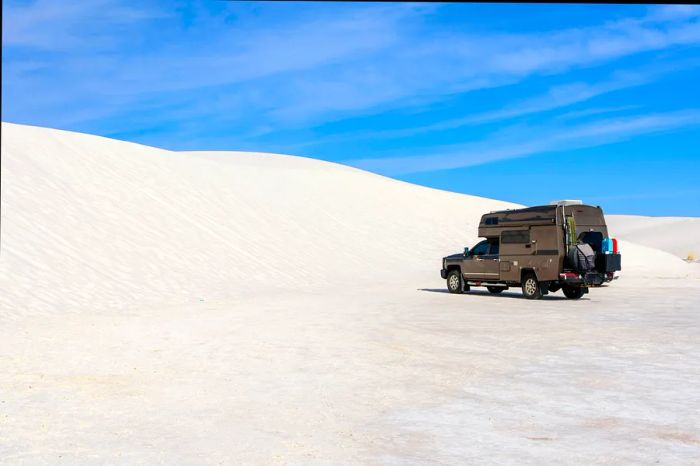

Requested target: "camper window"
[{"left": 501, "top": 230, "right": 530, "bottom": 244}]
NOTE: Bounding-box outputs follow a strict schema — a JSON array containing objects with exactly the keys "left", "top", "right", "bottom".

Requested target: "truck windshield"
[{"left": 471, "top": 241, "right": 489, "bottom": 256}]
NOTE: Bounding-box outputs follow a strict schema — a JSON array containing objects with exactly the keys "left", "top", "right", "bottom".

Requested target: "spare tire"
[{"left": 567, "top": 244, "right": 596, "bottom": 272}]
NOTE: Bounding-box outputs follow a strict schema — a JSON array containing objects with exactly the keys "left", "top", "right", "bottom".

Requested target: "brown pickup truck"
[{"left": 440, "top": 201, "right": 621, "bottom": 299}]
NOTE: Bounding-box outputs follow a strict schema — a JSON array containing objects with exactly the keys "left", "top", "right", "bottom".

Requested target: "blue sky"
[{"left": 3, "top": 2, "right": 700, "bottom": 216}]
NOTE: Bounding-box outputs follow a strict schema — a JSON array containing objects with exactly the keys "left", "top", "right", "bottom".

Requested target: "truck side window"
[
  {"left": 488, "top": 241, "right": 499, "bottom": 256},
  {"left": 471, "top": 240, "right": 489, "bottom": 256}
]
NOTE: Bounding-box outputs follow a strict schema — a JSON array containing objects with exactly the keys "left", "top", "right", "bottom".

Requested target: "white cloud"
[
  {"left": 362, "top": 72, "right": 650, "bottom": 140},
  {"left": 346, "top": 109, "right": 700, "bottom": 175},
  {"left": 3, "top": 0, "right": 167, "bottom": 50},
  {"left": 3, "top": 3, "right": 700, "bottom": 137},
  {"left": 645, "top": 5, "right": 700, "bottom": 22},
  {"left": 244, "top": 5, "right": 700, "bottom": 125}
]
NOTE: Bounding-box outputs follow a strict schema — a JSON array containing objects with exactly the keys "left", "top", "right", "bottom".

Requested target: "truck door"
[
  {"left": 463, "top": 240, "right": 500, "bottom": 281},
  {"left": 481, "top": 239, "right": 500, "bottom": 280}
]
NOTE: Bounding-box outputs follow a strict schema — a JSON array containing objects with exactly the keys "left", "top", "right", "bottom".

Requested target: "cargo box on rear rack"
[{"left": 595, "top": 253, "right": 621, "bottom": 273}]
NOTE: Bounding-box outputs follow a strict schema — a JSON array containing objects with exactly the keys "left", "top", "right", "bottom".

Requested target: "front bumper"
[{"left": 440, "top": 269, "right": 448, "bottom": 279}]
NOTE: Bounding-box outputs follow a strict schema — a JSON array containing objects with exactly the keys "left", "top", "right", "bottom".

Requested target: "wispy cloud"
[
  {"left": 4, "top": 2, "right": 699, "bottom": 215},
  {"left": 252, "top": 6, "right": 700, "bottom": 126},
  {"left": 553, "top": 105, "right": 641, "bottom": 122},
  {"left": 426, "top": 58, "right": 699, "bottom": 128},
  {"left": 4, "top": 2, "right": 700, "bottom": 136},
  {"left": 3, "top": 0, "right": 168, "bottom": 50},
  {"left": 3, "top": 2, "right": 427, "bottom": 130},
  {"left": 361, "top": 69, "right": 657, "bottom": 140},
  {"left": 280, "top": 56, "right": 697, "bottom": 153},
  {"left": 345, "top": 109, "right": 700, "bottom": 175},
  {"left": 645, "top": 5, "right": 700, "bottom": 22}
]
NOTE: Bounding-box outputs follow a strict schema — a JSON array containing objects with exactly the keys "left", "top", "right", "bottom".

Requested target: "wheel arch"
[
  {"left": 520, "top": 268, "right": 538, "bottom": 282},
  {"left": 446, "top": 263, "right": 461, "bottom": 273}
]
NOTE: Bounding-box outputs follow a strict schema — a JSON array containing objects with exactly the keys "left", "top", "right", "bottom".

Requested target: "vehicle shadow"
[{"left": 418, "top": 288, "right": 573, "bottom": 300}]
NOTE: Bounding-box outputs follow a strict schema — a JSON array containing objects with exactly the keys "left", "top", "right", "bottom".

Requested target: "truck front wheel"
[
  {"left": 446, "top": 270, "right": 465, "bottom": 294},
  {"left": 563, "top": 286, "right": 584, "bottom": 299},
  {"left": 521, "top": 273, "right": 542, "bottom": 300}
]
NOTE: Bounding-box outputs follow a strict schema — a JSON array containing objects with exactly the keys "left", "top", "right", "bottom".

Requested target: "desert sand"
[
  {"left": 1, "top": 122, "right": 699, "bottom": 464},
  {"left": 607, "top": 215, "right": 700, "bottom": 260}
]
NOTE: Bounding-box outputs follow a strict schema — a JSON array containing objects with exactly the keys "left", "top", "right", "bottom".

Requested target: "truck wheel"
[
  {"left": 446, "top": 270, "right": 464, "bottom": 294},
  {"left": 487, "top": 286, "right": 504, "bottom": 294},
  {"left": 563, "top": 286, "right": 584, "bottom": 299},
  {"left": 521, "top": 273, "right": 542, "bottom": 300}
]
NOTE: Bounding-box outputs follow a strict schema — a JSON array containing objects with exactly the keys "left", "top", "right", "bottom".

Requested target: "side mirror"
[{"left": 464, "top": 247, "right": 470, "bottom": 256}]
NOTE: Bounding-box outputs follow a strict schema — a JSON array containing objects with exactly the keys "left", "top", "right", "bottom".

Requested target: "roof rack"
[{"left": 549, "top": 200, "right": 583, "bottom": 206}]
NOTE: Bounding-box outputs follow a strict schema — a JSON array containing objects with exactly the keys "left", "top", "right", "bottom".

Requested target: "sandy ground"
[
  {"left": 2, "top": 277, "right": 699, "bottom": 465},
  {"left": 2, "top": 123, "right": 699, "bottom": 464}
]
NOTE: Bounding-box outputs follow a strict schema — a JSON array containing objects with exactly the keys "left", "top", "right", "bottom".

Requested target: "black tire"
[
  {"left": 563, "top": 286, "right": 585, "bottom": 299},
  {"left": 521, "top": 273, "right": 542, "bottom": 300},
  {"left": 446, "top": 270, "right": 464, "bottom": 294},
  {"left": 487, "top": 286, "right": 504, "bottom": 294}
]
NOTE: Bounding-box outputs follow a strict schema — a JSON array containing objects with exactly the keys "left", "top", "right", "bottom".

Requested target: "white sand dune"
[
  {"left": 1, "top": 122, "right": 517, "bottom": 316},
  {"left": 1, "top": 123, "right": 695, "bottom": 316},
  {"left": 607, "top": 214, "right": 700, "bottom": 260},
  {"left": 1, "top": 122, "right": 699, "bottom": 464}
]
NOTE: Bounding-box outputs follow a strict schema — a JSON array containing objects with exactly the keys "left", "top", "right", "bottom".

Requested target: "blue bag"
[{"left": 602, "top": 237, "right": 613, "bottom": 254}]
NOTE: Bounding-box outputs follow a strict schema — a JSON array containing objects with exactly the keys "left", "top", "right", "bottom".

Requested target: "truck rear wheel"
[
  {"left": 521, "top": 273, "right": 542, "bottom": 300},
  {"left": 487, "top": 286, "right": 504, "bottom": 294},
  {"left": 446, "top": 270, "right": 464, "bottom": 294},
  {"left": 563, "top": 286, "right": 584, "bottom": 299},
  {"left": 548, "top": 283, "right": 561, "bottom": 293}
]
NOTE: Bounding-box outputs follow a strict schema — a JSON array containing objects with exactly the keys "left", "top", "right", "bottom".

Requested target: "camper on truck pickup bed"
[{"left": 440, "top": 201, "right": 622, "bottom": 300}]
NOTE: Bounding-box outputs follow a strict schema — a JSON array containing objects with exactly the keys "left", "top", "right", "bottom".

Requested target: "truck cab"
[{"left": 440, "top": 201, "right": 621, "bottom": 299}]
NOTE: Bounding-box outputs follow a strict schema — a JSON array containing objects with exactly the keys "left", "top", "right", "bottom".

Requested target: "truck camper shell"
[{"left": 479, "top": 204, "right": 608, "bottom": 238}]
